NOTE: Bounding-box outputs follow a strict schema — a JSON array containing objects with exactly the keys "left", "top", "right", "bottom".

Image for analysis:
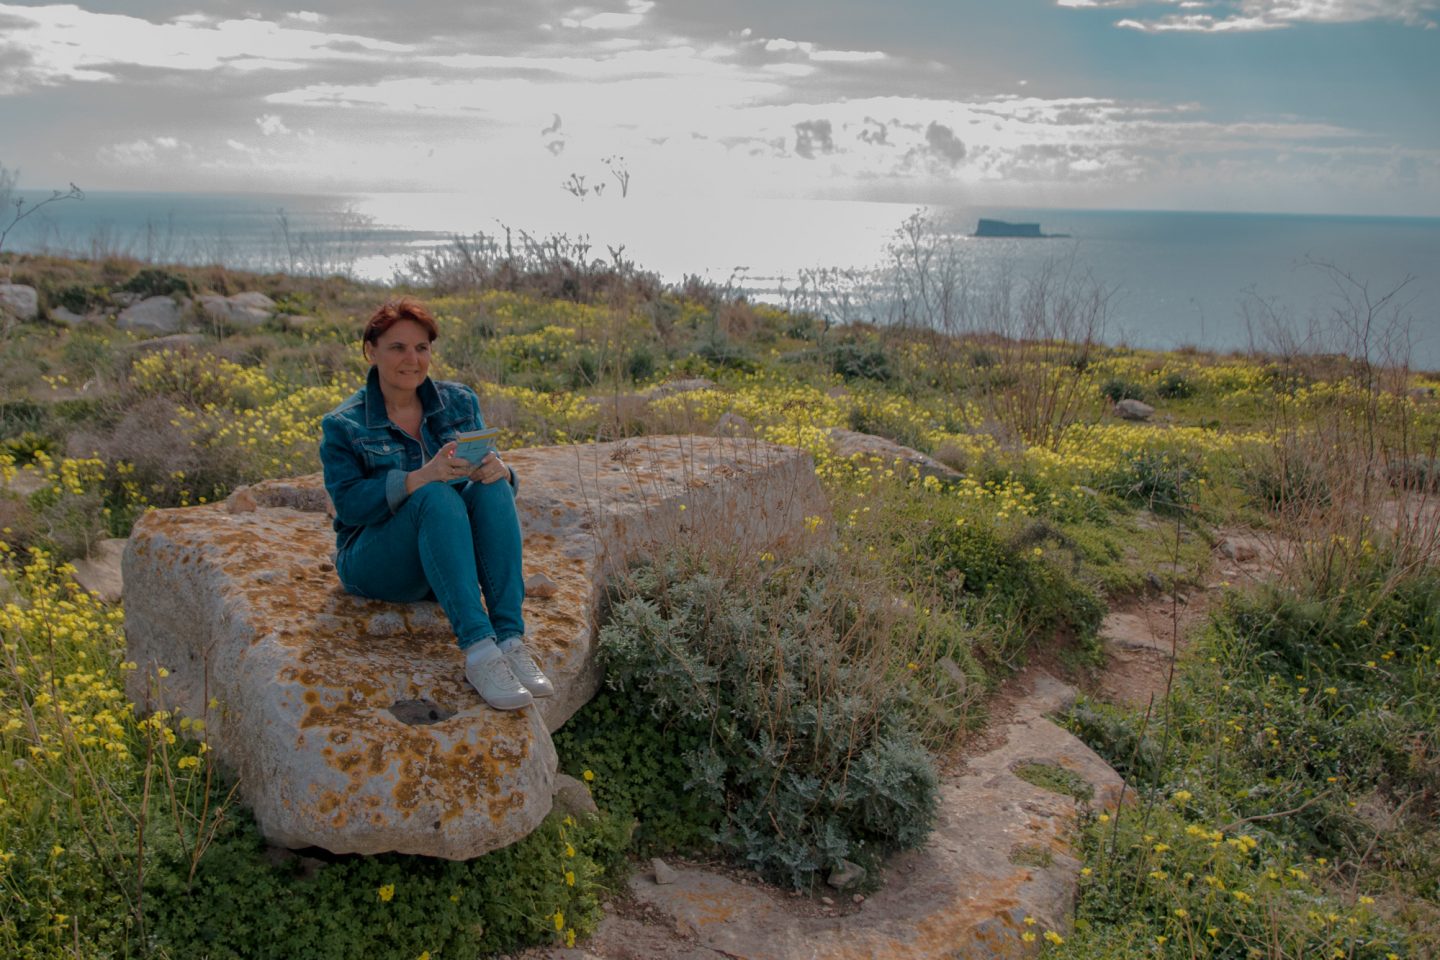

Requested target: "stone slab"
[
  {"left": 71, "top": 537, "right": 127, "bottom": 603},
  {"left": 123, "top": 436, "right": 824, "bottom": 859}
]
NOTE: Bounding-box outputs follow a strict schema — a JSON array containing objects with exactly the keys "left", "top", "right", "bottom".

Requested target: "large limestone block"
[
  {"left": 123, "top": 436, "right": 824, "bottom": 859},
  {"left": 198, "top": 293, "right": 273, "bottom": 330},
  {"left": 118, "top": 295, "right": 187, "bottom": 333},
  {"left": 825, "top": 427, "right": 960, "bottom": 482},
  {"left": 0, "top": 283, "right": 39, "bottom": 321}
]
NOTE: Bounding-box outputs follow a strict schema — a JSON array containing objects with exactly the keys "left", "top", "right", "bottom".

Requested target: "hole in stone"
[{"left": 388, "top": 699, "right": 455, "bottom": 726}]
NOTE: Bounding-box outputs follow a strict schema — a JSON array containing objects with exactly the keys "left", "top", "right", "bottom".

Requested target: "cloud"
[
  {"left": 794, "top": 119, "right": 835, "bottom": 159},
  {"left": 924, "top": 122, "right": 967, "bottom": 164},
  {"left": 0, "top": 3, "right": 411, "bottom": 90},
  {"left": 758, "top": 36, "right": 886, "bottom": 62},
  {"left": 98, "top": 136, "right": 184, "bottom": 165},
  {"left": 559, "top": 0, "right": 656, "bottom": 31},
  {"left": 1059, "top": 0, "right": 1440, "bottom": 31},
  {"left": 257, "top": 114, "right": 291, "bottom": 136}
]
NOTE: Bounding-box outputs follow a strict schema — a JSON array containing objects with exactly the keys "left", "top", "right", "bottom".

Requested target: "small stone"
[
  {"left": 71, "top": 539, "right": 127, "bottom": 604},
  {"left": 367, "top": 611, "right": 406, "bottom": 636},
  {"left": 49, "top": 306, "right": 91, "bottom": 326},
  {"left": 652, "top": 857, "right": 679, "bottom": 885},
  {"left": 6, "top": 465, "right": 48, "bottom": 497},
  {"left": 227, "top": 487, "right": 259, "bottom": 514},
  {"left": 525, "top": 572, "right": 559, "bottom": 598},
  {"left": 0, "top": 283, "right": 39, "bottom": 321},
  {"left": 852, "top": 894, "right": 865, "bottom": 904},
  {"left": 1114, "top": 398, "right": 1155, "bottom": 421},
  {"left": 1219, "top": 538, "right": 1257, "bottom": 562},
  {"left": 827, "top": 858, "right": 866, "bottom": 889},
  {"left": 820, "top": 896, "right": 834, "bottom": 906},
  {"left": 553, "top": 773, "right": 599, "bottom": 818}
]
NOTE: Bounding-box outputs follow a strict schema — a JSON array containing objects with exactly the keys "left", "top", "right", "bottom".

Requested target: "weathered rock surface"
[
  {"left": 72, "top": 538, "right": 128, "bottom": 604},
  {"left": 1113, "top": 398, "right": 1155, "bottom": 421},
  {"left": 198, "top": 292, "right": 274, "bottom": 330},
  {"left": 642, "top": 378, "right": 717, "bottom": 400},
  {"left": 0, "top": 283, "right": 39, "bottom": 321},
  {"left": 824, "top": 428, "right": 960, "bottom": 482},
  {"left": 123, "top": 436, "right": 823, "bottom": 859},
  {"left": 526, "top": 671, "right": 1121, "bottom": 960},
  {"left": 3, "top": 464, "right": 49, "bottom": 497},
  {"left": 552, "top": 773, "right": 598, "bottom": 819},
  {"left": 49, "top": 306, "right": 94, "bottom": 326},
  {"left": 118, "top": 296, "right": 188, "bottom": 334}
]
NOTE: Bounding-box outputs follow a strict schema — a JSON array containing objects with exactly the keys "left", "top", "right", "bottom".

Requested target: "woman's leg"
[
  {"left": 338, "top": 483, "right": 497, "bottom": 651},
  {"left": 461, "top": 479, "right": 526, "bottom": 644}
]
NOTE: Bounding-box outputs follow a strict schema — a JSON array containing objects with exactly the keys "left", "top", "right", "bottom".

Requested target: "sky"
[{"left": 2, "top": 0, "right": 1439, "bottom": 215}]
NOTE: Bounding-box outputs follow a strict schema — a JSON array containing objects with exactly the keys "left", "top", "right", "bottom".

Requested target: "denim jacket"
[{"left": 319, "top": 366, "right": 515, "bottom": 551}]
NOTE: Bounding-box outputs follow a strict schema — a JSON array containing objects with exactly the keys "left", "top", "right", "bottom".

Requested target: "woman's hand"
[
  {"left": 469, "top": 451, "right": 511, "bottom": 485},
  {"left": 405, "top": 441, "right": 471, "bottom": 494}
]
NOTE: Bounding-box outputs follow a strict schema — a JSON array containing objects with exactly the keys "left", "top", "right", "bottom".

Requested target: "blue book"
[{"left": 453, "top": 427, "right": 500, "bottom": 465}]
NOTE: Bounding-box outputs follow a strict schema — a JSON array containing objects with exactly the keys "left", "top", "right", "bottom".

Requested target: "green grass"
[{"left": 1013, "top": 761, "right": 1096, "bottom": 803}]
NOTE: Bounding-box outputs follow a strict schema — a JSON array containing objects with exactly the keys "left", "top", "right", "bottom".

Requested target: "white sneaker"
[
  {"left": 502, "top": 642, "right": 555, "bottom": 699},
  {"left": 465, "top": 650, "right": 533, "bottom": 711}
]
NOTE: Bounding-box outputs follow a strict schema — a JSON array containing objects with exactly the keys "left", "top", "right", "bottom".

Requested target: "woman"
[{"left": 319, "top": 297, "right": 552, "bottom": 711}]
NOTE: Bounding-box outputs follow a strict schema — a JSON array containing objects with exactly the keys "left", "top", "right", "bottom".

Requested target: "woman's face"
[{"left": 365, "top": 319, "right": 433, "bottom": 395}]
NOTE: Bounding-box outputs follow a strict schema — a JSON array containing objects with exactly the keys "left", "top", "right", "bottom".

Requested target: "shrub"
[
  {"left": 829, "top": 341, "right": 893, "bottom": 382},
  {"left": 52, "top": 283, "right": 110, "bottom": 314},
  {"left": 691, "top": 338, "right": 757, "bottom": 373},
  {"left": 1100, "top": 377, "right": 1147, "bottom": 403},
  {"left": 1101, "top": 450, "right": 1199, "bottom": 514},
  {"left": 1155, "top": 370, "right": 1194, "bottom": 399},
  {"left": 625, "top": 344, "right": 657, "bottom": 383},
  {"left": 1240, "top": 446, "right": 1331, "bottom": 513},
  {"left": 574, "top": 549, "right": 939, "bottom": 889},
  {"left": 918, "top": 512, "right": 1105, "bottom": 664},
  {"left": 122, "top": 268, "right": 193, "bottom": 299},
  {"left": 2, "top": 430, "right": 58, "bottom": 464},
  {"left": 1384, "top": 455, "right": 1440, "bottom": 494}
]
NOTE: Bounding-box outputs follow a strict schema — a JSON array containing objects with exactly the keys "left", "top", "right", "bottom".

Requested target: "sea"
[{"left": 6, "top": 189, "right": 1439, "bottom": 369}]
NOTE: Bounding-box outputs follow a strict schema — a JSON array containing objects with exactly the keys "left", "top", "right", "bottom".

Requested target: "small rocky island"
[{"left": 973, "top": 218, "right": 1069, "bottom": 238}]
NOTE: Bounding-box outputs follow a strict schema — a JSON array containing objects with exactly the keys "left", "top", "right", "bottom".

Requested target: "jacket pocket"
[{"left": 355, "top": 438, "right": 406, "bottom": 473}]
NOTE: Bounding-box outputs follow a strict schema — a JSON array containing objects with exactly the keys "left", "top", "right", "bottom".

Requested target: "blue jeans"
[{"left": 337, "top": 480, "right": 525, "bottom": 651}]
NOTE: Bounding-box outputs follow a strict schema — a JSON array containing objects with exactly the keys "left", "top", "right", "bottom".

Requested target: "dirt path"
[{"left": 1089, "top": 527, "right": 1284, "bottom": 710}]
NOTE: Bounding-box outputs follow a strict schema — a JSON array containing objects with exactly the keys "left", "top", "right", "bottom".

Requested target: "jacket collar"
[{"left": 363, "top": 364, "right": 445, "bottom": 429}]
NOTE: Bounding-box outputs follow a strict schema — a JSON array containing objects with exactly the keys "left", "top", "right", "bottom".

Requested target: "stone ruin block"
[{"left": 123, "top": 436, "right": 824, "bottom": 859}]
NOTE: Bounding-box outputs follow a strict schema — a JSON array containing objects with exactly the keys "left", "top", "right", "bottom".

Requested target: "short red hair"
[{"left": 362, "top": 297, "right": 438, "bottom": 346}]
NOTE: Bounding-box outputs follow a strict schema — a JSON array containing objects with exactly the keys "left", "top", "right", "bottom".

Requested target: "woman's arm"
[{"left": 320, "top": 416, "right": 406, "bottom": 526}]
